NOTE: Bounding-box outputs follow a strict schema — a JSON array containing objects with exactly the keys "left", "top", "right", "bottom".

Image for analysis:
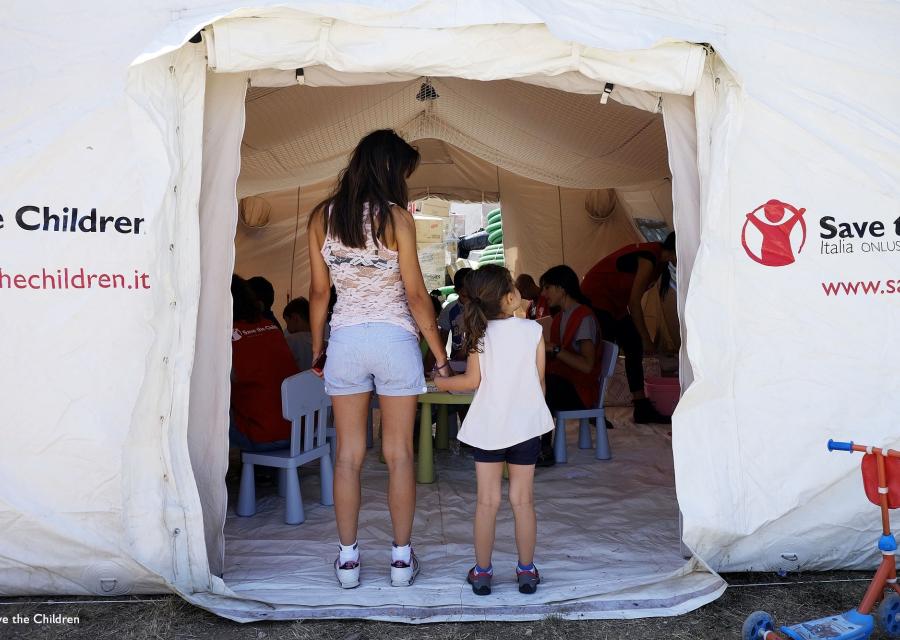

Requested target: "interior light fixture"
[{"left": 415, "top": 78, "right": 439, "bottom": 101}]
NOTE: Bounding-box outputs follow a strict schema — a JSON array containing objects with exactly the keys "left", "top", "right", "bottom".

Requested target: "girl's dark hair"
[
  {"left": 659, "top": 231, "right": 676, "bottom": 297},
  {"left": 462, "top": 264, "right": 515, "bottom": 354},
  {"left": 311, "top": 129, "right": 420, "bottom": 249},
  {"left": 232, "top": 274, "right": 261, "bottom": 323},
  {"left": 539, "top": 265, "right": 591, "bottom": 306}
]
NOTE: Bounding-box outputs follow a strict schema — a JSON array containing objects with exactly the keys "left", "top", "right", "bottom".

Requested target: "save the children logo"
[
  {"left": 740, "top": 199, "right": 900, "bottom": 266},
  {"left": 741, "top": 199, "right": 807, "bottom": 267}
]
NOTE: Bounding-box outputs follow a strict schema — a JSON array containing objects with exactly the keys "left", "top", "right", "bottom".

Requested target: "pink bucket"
[{"left": 644, "top": 376, "right": 680, "bottom": 416}]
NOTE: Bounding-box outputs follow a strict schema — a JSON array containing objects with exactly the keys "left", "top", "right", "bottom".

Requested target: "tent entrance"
[
  {"left": 194, "top": 70, "right": 720, "bottom": 620},
  {"left": 175, "top": 14, "right": 714, "bottom": 619}
]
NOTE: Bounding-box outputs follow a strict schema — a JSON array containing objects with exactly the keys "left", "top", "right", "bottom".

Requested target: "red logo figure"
[{"left": 741, "top": 199, "right": 807, "bottom": 266}]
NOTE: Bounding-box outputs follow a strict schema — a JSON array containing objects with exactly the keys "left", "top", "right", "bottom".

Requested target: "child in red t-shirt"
[{"left": 230, "top": 275, "right": 299, "bottom": 449}]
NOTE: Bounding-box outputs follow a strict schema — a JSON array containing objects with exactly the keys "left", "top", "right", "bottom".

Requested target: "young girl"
[{"left": 434, "top": 265, "right": 553, "bottom": 595}]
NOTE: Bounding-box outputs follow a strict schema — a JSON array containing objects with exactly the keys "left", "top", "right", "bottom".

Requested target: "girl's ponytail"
[
  {"left": 462, "top": 300, "right": 490, "bottom": 355},
  {"left": 461, "top": 264, "right": 514, "bottom": 354}
]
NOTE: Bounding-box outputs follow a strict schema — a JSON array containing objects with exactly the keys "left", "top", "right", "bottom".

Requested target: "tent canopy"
[{"left": 239, "top": 75, "right": 669, "bottom": 196}]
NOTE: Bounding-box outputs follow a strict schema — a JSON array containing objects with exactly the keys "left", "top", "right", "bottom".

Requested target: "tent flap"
[{"left": 209, "top": 14, "right": 706, "bottom": 95}]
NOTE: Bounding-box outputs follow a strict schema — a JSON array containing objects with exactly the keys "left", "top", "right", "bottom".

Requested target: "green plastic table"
[{"left": 416, "top": 391, "right": 473, "bottom": 484}]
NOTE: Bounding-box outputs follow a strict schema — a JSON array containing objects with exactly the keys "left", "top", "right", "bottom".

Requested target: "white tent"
[{"left": 2, "top": 0, "right": 899, "bottom": 623}]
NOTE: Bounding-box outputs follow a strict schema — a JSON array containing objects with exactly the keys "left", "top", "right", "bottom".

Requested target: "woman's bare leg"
[
  {"left": 332, "top": 391, "right": 371, "bottom": 545},
  {"left": 377, "top": 394, "right": 418, "bottom": 545}
]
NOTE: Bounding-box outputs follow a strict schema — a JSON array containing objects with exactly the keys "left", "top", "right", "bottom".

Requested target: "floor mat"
[{"left": 214, "top": 407, "right": 724, "bottom": 622}]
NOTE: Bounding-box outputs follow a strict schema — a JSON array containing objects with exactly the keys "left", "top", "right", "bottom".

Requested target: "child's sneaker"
[
  {"left": 467, "top": 566, "right": 493, "bottom": 596},
  {"left": 390, "top": 550, "right": 420, "bottom": 586},
  {"left": 334, "top": 556, "right": 360, "bottom": 589},
  {"left": 516, "top": 565, "right": 541, "bottom": 594}
]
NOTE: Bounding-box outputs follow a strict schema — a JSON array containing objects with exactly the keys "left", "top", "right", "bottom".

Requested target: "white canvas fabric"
[{"left": 1, "top": 0, "right": 899, "bottom": 624}]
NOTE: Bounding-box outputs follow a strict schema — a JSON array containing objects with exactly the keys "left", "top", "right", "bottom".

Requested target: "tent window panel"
[{"left": 634, "top": 217, "right": 671, "bottom": 243}]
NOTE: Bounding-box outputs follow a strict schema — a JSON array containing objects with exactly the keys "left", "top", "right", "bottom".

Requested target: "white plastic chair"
[
  {"left": 236, "top": 371, "right": 335, "bottom": 524},
  {"left": 552, "top": 340, "right": 619, "bottom": 463}
]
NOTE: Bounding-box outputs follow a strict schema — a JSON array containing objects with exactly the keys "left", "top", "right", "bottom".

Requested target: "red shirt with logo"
[
  {"left": 231, "top": 319, "right": 300, "bottom": 444},
  {"left": 581, "top": 242, "right": 665, "bottom": 319}
]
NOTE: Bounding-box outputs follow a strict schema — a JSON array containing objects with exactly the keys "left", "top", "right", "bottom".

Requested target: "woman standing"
[
  {"left": 307, "top": 129, "right": 450, "bottom": 589},
  {"left": 580, "top": 233, "right": 676, "bottom": 424}
]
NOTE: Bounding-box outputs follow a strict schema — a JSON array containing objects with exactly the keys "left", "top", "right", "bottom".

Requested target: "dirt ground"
[{"left": 0, "top": 571, "right": 893, "bottom": 639}]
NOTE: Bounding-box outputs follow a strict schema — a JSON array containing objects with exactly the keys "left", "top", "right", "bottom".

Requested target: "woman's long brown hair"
[
  {"left": 462, "top": 264, "right": 515, "bottom": 354},
  {"left": 310, "top": 129, "right": 420, "bottom": 248}
]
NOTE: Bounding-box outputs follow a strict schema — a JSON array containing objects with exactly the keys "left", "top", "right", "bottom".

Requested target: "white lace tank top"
[{"left": 321, "top": 204, "right": 418, "bottom": 336}]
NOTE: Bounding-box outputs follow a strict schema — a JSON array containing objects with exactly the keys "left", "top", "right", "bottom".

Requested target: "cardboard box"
[
  {"left": 414, "top": 215, "right": 445, "bottom": 243},
  {"left": 417, "top": 242, "right": 444, "bottom": 268},
  {"left": 417, "top": 242, "right": 447, "bottom": 291},
  {"left": 422, "top": 271, "right": 446, "bottom": 292},
  {"left": 418, "top": 198, "right": 451, "bottom": 217}
]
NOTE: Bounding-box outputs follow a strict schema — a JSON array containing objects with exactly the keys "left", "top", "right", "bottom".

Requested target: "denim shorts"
[
  {"left": 324, "top": 322, "right": 427, "bottom": 396},
  {"left": 472, "top": 436, "right": 542, "bottom": 465}
]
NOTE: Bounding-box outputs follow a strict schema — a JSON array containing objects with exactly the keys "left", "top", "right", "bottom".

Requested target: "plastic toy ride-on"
[{"left": 743, "top": 439, "right": 900, "bottom": 640}]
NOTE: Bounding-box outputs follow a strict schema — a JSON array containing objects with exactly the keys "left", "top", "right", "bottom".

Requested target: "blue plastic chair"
[
  {"left": 552, "top": 340, "right": 619, "bottom": 463},
  {"left": 236, "top": 371, "right": 335, "bottom": 524}
]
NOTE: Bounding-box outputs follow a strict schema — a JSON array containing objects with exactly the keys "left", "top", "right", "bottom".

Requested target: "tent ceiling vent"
[
  {"left": 585, "top": 189, "right": 617, "bottom": 224},
  {"left": 239, "top": 196, "right": 272, "bottom": 228},
  {"left": 415, "top": 78, "right": 439, "bottom": 102}
]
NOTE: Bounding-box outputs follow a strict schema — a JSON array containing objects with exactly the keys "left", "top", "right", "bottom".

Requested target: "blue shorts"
[
  {"left": 472, "top": 437, "right": 542, "bottom": 465},
  {"left": 324, "top": 322, "right": 427, "bottom": 397}
]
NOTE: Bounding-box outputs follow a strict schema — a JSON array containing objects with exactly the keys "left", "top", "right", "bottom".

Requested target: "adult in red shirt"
[
  {"left": 230, "top": 274, "right": 299, "bottom": 451},
  {"left": 580, "top": 232, "right": 676, "bottom": 424}
]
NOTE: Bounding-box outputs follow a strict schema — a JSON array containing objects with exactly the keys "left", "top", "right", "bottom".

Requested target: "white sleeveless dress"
[{"left": 457, "top": 317, "right": 554, "bottom": 451}]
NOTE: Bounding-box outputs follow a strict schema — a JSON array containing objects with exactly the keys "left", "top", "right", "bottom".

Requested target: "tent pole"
[{"left": 288, "top": 185, "right": 301, "bottom": 303}]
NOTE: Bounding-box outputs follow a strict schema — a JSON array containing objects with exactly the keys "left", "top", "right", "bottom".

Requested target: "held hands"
[
  {"left": 433, "top": 360, "right": 453, "bottom": 379},
  {"left": 310, "top": 350, "right": 326, "bottom": 378},
  {"left": 431, "top": 360, "right": 453, "bottom": 392}
]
